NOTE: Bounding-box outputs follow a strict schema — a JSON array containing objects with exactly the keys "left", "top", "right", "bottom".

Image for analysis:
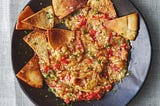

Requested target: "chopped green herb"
[
  {"left": 93, "top": 10, "right": 99, "bottom": 15},
  {"left": 73, "top": 54, "right": 78, "bottom": 58},
  {"left": 86, "top": 50, "right": 90, "bottom": 54},
  {"left": 105, "top": 44, "right": 111, "bottom": 48},
  {"left": 96, "top": 0, "right": 100, "bottom": 1},
  {"left": 46, "top": 12, "right": 49, "bottom": 14},
  {"left": 74, "top": 10, "right": 80, "bottom": 15},
  {"left": 48, "top": 88, "right": 52, "bottom": 92},
  {"left": 82, "top": 29, "right": 87, "bottom": 34},
  {"left": 98, "top": 59, "right": 102, "bottom": 64},
  {"left": 47, "top": 15, "right": 53, "bottom": 19},
  {"left": 61, "top": 103, "right": 66, "bottom": 106}
]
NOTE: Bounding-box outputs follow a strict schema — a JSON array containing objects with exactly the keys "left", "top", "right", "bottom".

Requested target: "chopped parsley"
[
  {"left": 105, "top": 44, "right": 111, "bottom": 48},
  {"left": 82, "top": 29, "right": 87, "bottom": 34},
  {"left": 98, "top": 59, "right": 102, "bottom": 64},
  {"left": 74, "top": 10, "right": 80, "bottom": 16}
]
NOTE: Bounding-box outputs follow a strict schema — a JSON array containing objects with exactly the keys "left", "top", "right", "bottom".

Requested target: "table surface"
[{"left": 0, "top": 0, "right": 160, "bottom": 106}]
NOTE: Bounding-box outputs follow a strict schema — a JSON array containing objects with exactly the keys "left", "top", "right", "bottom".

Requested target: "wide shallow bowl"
[{"left": 11, "top": 0, "right": 152, "bottom": 105}]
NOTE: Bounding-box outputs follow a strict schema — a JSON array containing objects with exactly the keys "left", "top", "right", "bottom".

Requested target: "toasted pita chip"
[
  {"left": 106, "top": 13, "right": 138, "bottom": 40},
  {"left": 47, "top": 28, "right": 75, "bottom": 49},
  {"left": 23, "top": 30, "right": 49, "bottom": 64},
  {"left": 16, "top": 55, "right": 43, "bottom": 88},
  {"left": 52, "top": 0, "right": 87, "bottom": 19},
  {"left": 22, "top": 6, "right": 54, "bottom": 30},
  {"left": 16, "top": 6, "right": 34, "bottom": 30},
  {"left": 87, "top": 0, "right": 117, "bottom": 18}
]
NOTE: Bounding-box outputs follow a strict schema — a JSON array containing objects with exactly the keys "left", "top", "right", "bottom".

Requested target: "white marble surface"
[{"left": 0, "top": 0, "right": 160, "bottom": 105}]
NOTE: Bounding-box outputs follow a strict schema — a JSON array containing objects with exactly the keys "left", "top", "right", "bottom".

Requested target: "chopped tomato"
[
  {"left": 105, "top": 85, "right": 113, "bottom": 91},
  {"left": 78, "top": 15, "right": 86, "bottom": 27},
  {"left": 120, "top": 43, "right": 129, "bottom": 50},
  {"left": 86, "top": 91, "right": 102, "bottom": 100},
  {"left": 99, "top": 14, "right": 110, "bottom": 20},
  {"left": 64, "top": 98, "right": 71, "bottom": 104},
  {"left": 43, "top": 66, "right": 52, "bottom": 73},
  {"left": 89, "top": 29, "right": 96, "bottom": 36},
  {"left": 60, "top": 56, "right": 69, "bottom": 64},
  {"left": 53, "top": 63, "right": 60, "bottom": 70},
  {"left": 110, "top": 62, "right": 119, "bottom": 71},
  {"left": 86, "top": 58, "right": 93, "bottom": 64},
  {"left": 49, "top": 83, "right": 56, "bottom": 88},
  {"left": 107, "top": 31, "right": 113, "bottom": 43},
  {"left": 107, "top": 49, "right": 113, "bottom": 57},
  {"left": 65, "top": 73, "right": 71, "bottom": 81}
]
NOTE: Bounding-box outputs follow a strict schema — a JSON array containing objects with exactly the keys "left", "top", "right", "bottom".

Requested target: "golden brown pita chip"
[
  {"left": 16, "top": 6, "right": 34, "bottom": 30},
  {"left": 106, "top": 13, "right": 138, "bottom": 40},
  {"left": 22, "top": 6, "right": 54, "bottom": 30},
  {"left": 16, "top": 55, "right": 43, "bottom": 88},
  {"left": 23, "top": 30, "right": 49, "bottom": 64},
  {"left": 52, "top": 0, "right": 87, "bottom": 19},
  {"left": 47, "top": 28, "right": 75, "bottom": 49},
  {"left": 87, "top": 0, "right": 117, "bottom": 18}
]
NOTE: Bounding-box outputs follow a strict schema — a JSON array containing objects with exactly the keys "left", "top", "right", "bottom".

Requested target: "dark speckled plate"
[{"left": 11, "top": 0, "right": 151, "bottom": 106}]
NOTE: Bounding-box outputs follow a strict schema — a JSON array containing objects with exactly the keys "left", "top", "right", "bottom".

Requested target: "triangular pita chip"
[
  {"left": 16, "top": 55, "right": 43, "bottom": 88},
  {"left": 16, "top": 6, "right": 34, "bottom": 30},
  {"left": 87, "top": 0, "right": 117, "bottom": 18},
  {"left": 106, "top": 13, "right": 138, "bottom": 40},
  {"left": 52, "top": 0, "right": 87, "bottom": 19},
  {"left": 47, "top": 28, "right": 75, "bottom": 49},
  {"left": 22, "top": 6, "right": 54, "bottom": 30},
  {"left": 23, "top": 30, "right": 49, "bottom": 64}
]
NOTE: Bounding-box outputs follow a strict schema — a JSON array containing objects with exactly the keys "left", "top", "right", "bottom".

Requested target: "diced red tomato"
[
  {"left": 107, "top": 31, "right": 113, "bottom": 43},
  {"left": 110, "top": 62, "right": 119, "bottom": 72},
  {"left": 53, "top": 63, "right": 60, "bottom": 70},
  {"left": 120, "top": 43, "right": 129, "bottom": 50},
  {"left": 65, "top": 73, "right": 71, "bottom": 81},
  {"left": 43, "top": 66, "right": 52, "bottom": 73},
  {"left": 86, "top": 58, "right": 93, "bottom": 64},
  {"left": 60, "top": 56, "right": 69, "bottom": 64},
  {"left": 78, "top": 15, "right": 86, "bottom": 27},
  {"left": 78, "top": 90, "right": 102, "bottom": 101},
  {"left": 99, "top": 14, "right": 110, "bottom": 20},
  {"left": 89, "top": 29, "right": 96, "bottom": 36},
  {"left": 49, "top": 83, "right": 56, "bottom": 88},
  {"left": 107, "top": 49, "right": 113, "bottom": 57},
  {"left": 64, "top": 98, "right": 71, "bottom": 104},
  {"left": 105, "top": 85, "right": 113, "bottom": 91}
]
